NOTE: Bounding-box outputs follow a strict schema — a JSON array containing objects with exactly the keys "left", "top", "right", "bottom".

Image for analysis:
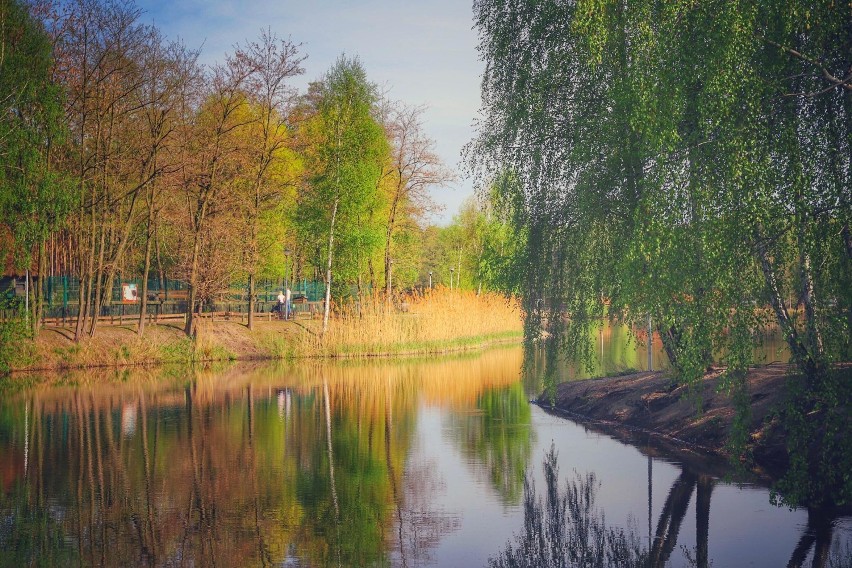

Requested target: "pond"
[
  {"left": 0, "top": 346, "right": 848, "bottom": 567},
  {"left": 528, "top": 321, "right": 792, "bottom": 382}
]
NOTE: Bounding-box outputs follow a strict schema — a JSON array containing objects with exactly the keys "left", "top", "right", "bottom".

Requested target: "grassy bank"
[{"left": 6, "top": 289, "right": 523, "bottom": 372}]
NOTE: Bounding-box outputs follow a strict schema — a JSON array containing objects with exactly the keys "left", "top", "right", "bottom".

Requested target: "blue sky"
[{"left": 134, "top": 0, "right": 484, "bottom": 224}]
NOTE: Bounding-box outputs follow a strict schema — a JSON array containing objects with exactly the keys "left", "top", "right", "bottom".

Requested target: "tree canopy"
[
  {"left": 296, "top": 56, "right": 389, "bottom": 333},
  {"left": 469, "top": 0, "right": 851, "bottom": 506}
]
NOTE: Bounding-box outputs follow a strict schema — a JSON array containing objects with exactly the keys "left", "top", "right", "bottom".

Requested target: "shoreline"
[
  {"left": 536, "top": 364, "right": 795, "bottom": 480},
  {"left": 6, "top": 319, "right": 523, "bottom": 374}
]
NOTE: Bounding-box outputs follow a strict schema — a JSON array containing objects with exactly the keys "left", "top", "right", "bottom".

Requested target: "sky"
[{"left": 134, "top": 0, "right": 485, "bottom": 225}]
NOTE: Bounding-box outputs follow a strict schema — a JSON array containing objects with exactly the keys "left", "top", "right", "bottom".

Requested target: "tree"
[
  {"left": 52, "top": 0, "right": 156, "bottom": 340},
  {"left": 296, "top": 56, "right": 388, "bottom": 335},
  {"left": 469, "top": 0, "right": 851, "bottom": 505},
  {"left": 176, "top": 56, "right": 251, "bottom": 338},
  {"left": 379, "top": 102, "right": 451, "bottom": 297},
  {"left": 477, "top": 176, "right": 527, "bottom": 295},
  {"left": 0, "top": 0, "right": 73, "bottom": 334},
  {"left": 232, "top": 30, "right": 304, "bottom": 330},
  {"left": 469, "top": 0, "right": 850, "bottom": 383},
  {"left": 134, "top": 32, "right": 199, "bottom": 335}
]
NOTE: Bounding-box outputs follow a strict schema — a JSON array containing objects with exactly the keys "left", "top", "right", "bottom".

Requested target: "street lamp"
[{"left": 283, "top": 248, "right": 292, "bottom": 291}]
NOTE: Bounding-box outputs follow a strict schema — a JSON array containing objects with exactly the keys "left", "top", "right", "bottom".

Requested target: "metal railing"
[{"left": 1, "top": 275, "right": 331, "bottom": 326}]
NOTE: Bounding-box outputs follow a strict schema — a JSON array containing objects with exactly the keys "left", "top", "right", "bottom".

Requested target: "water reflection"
[
  {"left": 489, "top": 443, "right": 850, "bottom": 568},
  {"left": 0, "top": 349, "right": 525, "bottom": 567},
  {"left": 487, "top": 445, "right": 649, "bottom": 568},
  {"left": 447, "top": 383, "right": 533, "bottom": 505},
  {"left": 522, "top": 322, "right": 791, "bottom": 394},
  {"left": 0, "top": 348, "right": 849, "bottom": 567}
]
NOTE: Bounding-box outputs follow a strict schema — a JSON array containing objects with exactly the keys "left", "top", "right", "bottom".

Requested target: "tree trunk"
[
  {"left": 74, "top": 275, "right": 88, "bottom": 342},
  {"left": 247, "top": 272, "right": 255, "bottom": 330},
  {"left": 657, "top": 324, "right": 683, "bottom": 375},
  {"left": 75, "top": 192, "right": 98, "bottom": 342},
  {"left": 322, "top": 197, "right": 339, "bottom": 336},
  {"left": 456, "top": 247, "right": 462, "bottom": 289},
  {"left": 34, "top": 239, "right": 46, "bottom": 335},
  {"left": 386, "top": 259, "right": 392, "bottom": 306},
  {"left": 384, "top": 189, "right": 400, "bottom": 301},
  {"left": 367, "top": 258, "right": 376, "bottom": 292},
  {"left": 138, "top": 201, "right": 154, "bottom": 336},
  {"left": 843, "top": 223, "right": 852, "bottom": 359},
  {"left": 754, "top": 236, "right": 822, "bottom": 382},
  {"left": 799, "top": 249, "right": 823, "bottom": 359},
  {"left": 88, "top": 208, "right": 107, "bottom": 337},
  {"left": 91, "top": 187, "right": 141, "bottom": 338},
  {"left": 184, "top": 232, "right": 202, "bottom": 338},
  {"left": 155, "top": 225, "right": 165, "bottom": 300}
]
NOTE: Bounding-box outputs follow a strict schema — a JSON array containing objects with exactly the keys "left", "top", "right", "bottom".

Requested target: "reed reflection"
[{"left": 0, "top": 348, "right": 524, "bottom": 567}]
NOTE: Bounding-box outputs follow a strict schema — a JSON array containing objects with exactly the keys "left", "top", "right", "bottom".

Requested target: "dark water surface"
[{"left": 1, "top": 347, "right": 848, "bottom": 567}]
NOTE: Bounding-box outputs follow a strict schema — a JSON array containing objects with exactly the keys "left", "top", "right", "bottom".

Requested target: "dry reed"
[{"left": 294, "top": 287, "right": 523, "bottom": 357}]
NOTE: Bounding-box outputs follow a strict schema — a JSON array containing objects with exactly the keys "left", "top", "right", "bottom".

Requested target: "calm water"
[
  {"left": 530, "top": 322, "right": 792, "bottom": 382},
  {"left": 1, "top": 346, "right": 847, "bottom": 567}
]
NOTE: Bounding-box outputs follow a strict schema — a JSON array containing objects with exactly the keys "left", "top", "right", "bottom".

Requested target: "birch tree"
[
  {"left": 296, "top": 56, "right": 388, "bottom": 335},
  {"left": 469, "top": 0, "right": 851, "bottom": 506}
]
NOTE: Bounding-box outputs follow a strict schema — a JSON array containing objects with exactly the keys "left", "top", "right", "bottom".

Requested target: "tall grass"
[{"left": 295, "top": 287, "right": 522, "bottom": 357}]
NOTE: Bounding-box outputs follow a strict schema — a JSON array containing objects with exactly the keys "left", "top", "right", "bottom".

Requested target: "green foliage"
[
  {"left": 478, "top": 176, "right": 528, "bottom": 295},
  {"left": 450, "top": 383, "right": 532, "bottom": 504},
  {"left": 771, "top": 368, "right": 852, "bottom": 508},
  {"left": 470, "top": 0, "right": 851, "bottom": 505},
  {"left": 421, "top": 190, "right": 525, "bottom": 294},
  {"left": 296, "top": 56, "right": 389, "bottom": 286},
  {"left": 0, "top": 303, "right": 34, "bottom": 375},
  {"left": 470, "top": 0, "right": 850, "bottom": 378},
  {"left": 0, "top": 0, "right": 75, "bottom": 270}
]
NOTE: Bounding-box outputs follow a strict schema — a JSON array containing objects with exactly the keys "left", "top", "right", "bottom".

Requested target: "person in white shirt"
[
  {"left": 276, "top": 290, "right": 285, "bottom": 317},
  {"left": 285, "top": 288, "right": 292, "bottom": 320}
]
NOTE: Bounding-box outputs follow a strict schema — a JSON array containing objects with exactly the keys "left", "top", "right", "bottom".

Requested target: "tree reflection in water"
[
  {"left": 490, "top": 441, "right": 852, "bottom": 568},
  {"left": 449, "top": 383, "right": 533, "bottom": 505},
  {"left": 488, "top": 444, "right": 649, "bottom": 568}
]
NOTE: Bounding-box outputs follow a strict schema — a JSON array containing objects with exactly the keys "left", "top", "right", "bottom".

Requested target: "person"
[
  {"left": 285, "top": 287, "right": 292, "bottom": 320},
  {"left": 275, "top": 290, "right": 285, "bottom": 317}
]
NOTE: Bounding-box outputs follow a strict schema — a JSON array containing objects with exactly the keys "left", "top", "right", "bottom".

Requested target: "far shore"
[{"left": 6, "top": 318, "right": 523, "bottom": 374}]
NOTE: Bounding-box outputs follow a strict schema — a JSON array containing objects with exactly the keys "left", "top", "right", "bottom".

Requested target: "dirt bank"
[{"left": 536, "top": 364, "right": 796, "bottom": 479}]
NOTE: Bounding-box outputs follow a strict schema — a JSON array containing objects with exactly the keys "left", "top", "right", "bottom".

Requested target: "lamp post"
[{"left": 283, "top": 248, "right": 292, "bottom": 291}]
